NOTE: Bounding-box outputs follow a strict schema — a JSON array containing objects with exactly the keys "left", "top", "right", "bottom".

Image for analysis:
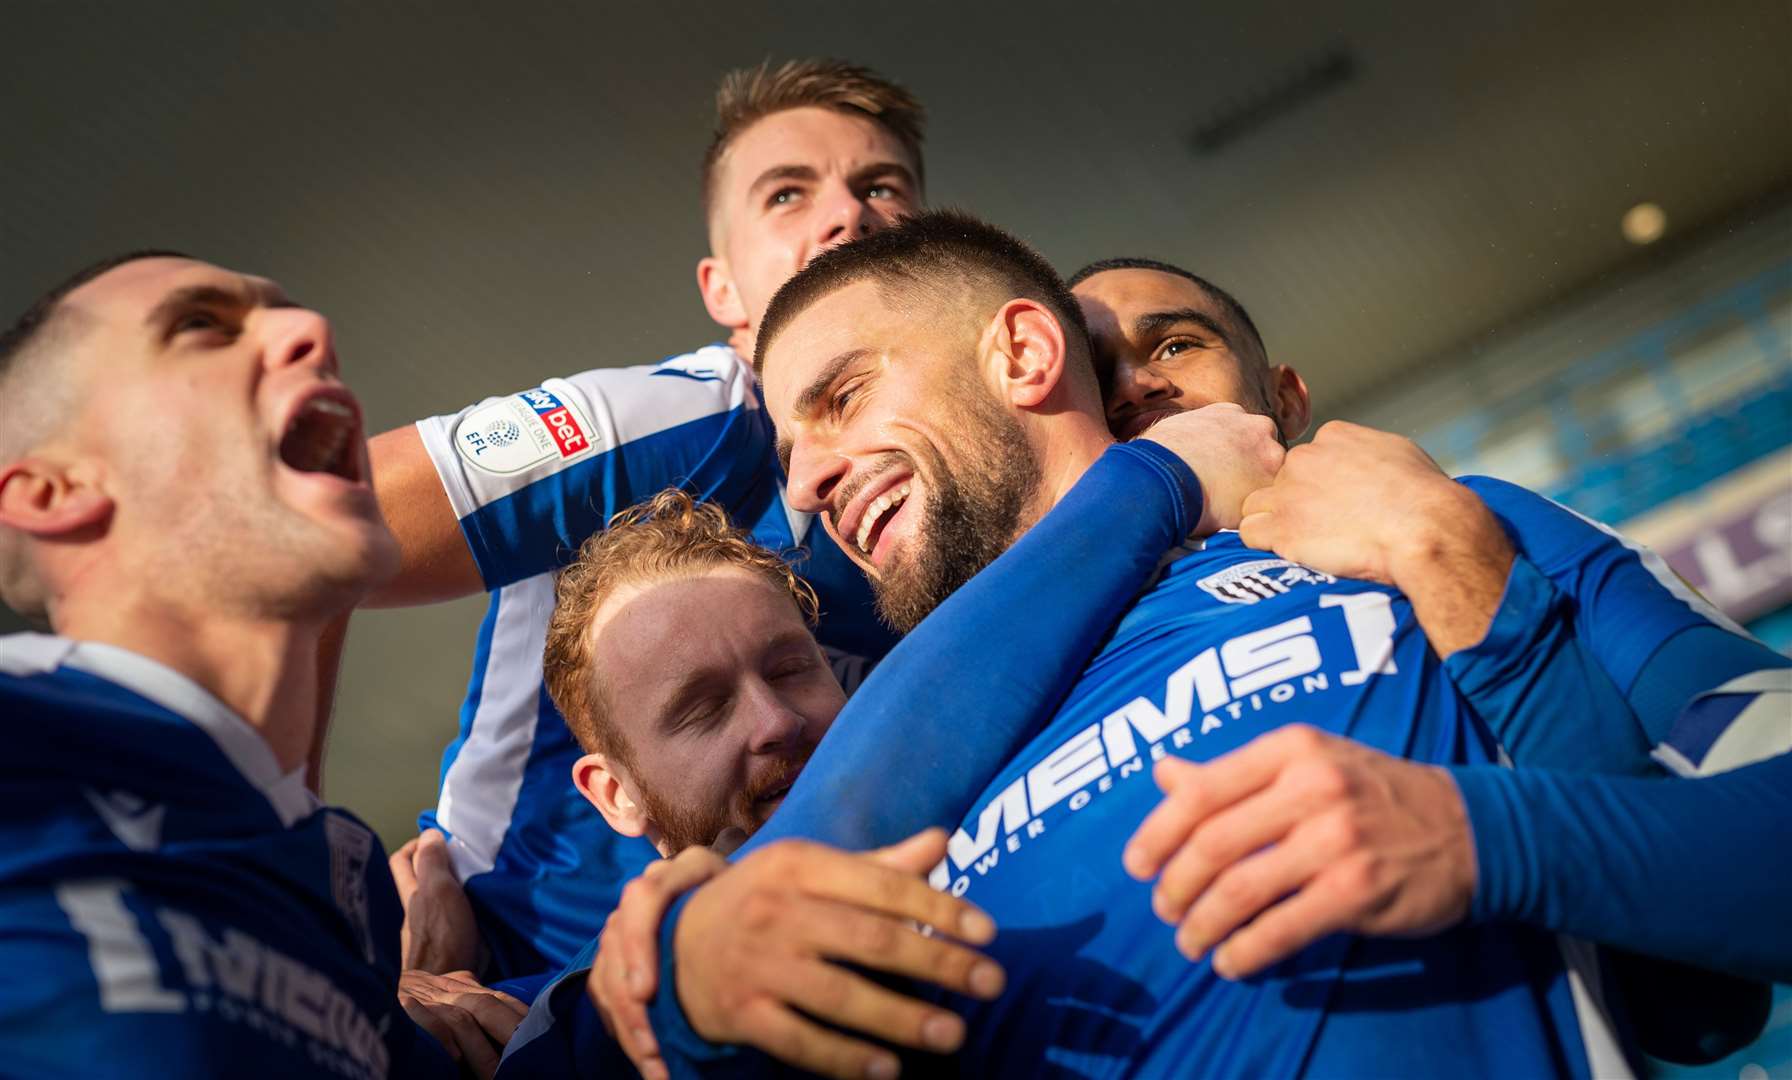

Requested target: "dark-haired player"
[
  {"left": 1071, "top": 256, "right": 1790, "bottom": 1062},
  {"left": 0, "top": 253, "right": 516, "bottom": 1076},
  {"left": 619, "top": 212, "right": 1792, "bottom": 1077}
]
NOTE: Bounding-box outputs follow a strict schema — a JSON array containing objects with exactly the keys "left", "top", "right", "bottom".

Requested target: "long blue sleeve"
[
  {"left": 1455, "top": 749, "right": 1792, "bottom": 982},
  {"left": 1444, "top": 553, "right": 1655, "bottom": 773},
  {"left": 1452, "top": 476, "right": 1785, "bottom": 756},
  {"left": 644, "top": 441, "right": 1202, "bottom": 1069},
  {"left": 740, "top": 440, "right": 1202, "bottom": 855}
]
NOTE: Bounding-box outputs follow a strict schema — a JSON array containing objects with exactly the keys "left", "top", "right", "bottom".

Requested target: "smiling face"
[
  {"left": 1074, "top": 267, "right": 1308, "bottom": 443},
  {"left": 763, "top": 279, "right": 1043, "bottom": 631},
  {"left": 582, "top": 567, "right": 844, "bottom": 853},
  {"left": 699, "top": 107, "right": 921, "bottom": 352},
  {"left": 45, "top": 257, "right": 395, "bottom": 618}
]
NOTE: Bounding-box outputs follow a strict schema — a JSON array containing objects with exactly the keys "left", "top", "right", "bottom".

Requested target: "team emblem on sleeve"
[{"left": 454, "top": 384, "right": 600, "bottom": 474}]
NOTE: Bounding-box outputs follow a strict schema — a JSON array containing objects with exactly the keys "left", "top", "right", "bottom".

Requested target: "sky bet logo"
[{"left": 518, "top": 388, "right": 590, "bottom": 458}]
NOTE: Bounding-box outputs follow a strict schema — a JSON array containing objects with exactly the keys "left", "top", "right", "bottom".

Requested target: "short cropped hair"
[
  {"left": 0, "top": 249, "right": 191, "bottom": 394},
  {"left": 541, "top": 488, "right": 820, "bottom": 764},
  {"left": 702, "top": 58, "right": 927, "bottom": 221},
  {"left": 1068, "top": 256, "right": 1268, "bottom": 365},
  {"left": 754, "top": 209, "right": 1091, "bottom": 378},
  {"left": 0, "top": 249, "right": 190, "bottom": 622}
]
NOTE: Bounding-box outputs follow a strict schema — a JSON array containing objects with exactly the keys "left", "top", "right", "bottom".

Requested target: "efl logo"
[{"left": 519, "top": 388, "right": 590, "bottom": 458}]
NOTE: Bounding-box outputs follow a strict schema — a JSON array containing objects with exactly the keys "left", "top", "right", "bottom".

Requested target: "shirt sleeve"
[
  {"left": 493, "top": 963, "right": 637, "bottom": 1079},
  {"left": 1454, "top": 475, "right": 1781, "bottom": 748},
  {"left": 1454, "top": 679, "right": 1792, "bottom": 982},
  {"left": 644, "top": 440, "right": 1205, "bottom": 1069},
  {"left": 1442, "top": 553, "right": 1654, "bottom": 773},
  {"left": 415, "top": 349, "right": 775, "bottom": 589}
]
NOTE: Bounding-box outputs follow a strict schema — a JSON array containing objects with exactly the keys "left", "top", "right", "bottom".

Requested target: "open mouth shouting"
[{"left": 277, "top": 388, "right": 366, "bottom": 485}]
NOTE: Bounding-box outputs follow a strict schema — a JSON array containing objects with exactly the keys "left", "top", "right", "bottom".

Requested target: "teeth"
[
  {"left": 281, "top": 396, "right": 360, "bottom": 479},
  {"left": 855, "top": 481, "right": 912, "bottom": 554}
]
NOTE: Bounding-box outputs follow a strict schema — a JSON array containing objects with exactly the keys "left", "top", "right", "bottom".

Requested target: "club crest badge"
[{"left": 1197, "top": 559, "right": 1336, "bottom": 604}]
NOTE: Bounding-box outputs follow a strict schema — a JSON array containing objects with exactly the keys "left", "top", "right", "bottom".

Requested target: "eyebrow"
[
  {"left": 748, "top": 160, "right": 918, "bottom": 201},
  {"left": 652, "top": 627, "right": 817, "bottom": 736},
  {"left": 143, "top": 281, "right": 298, "bottom": 329},
  {"left": 847, "top": 160, "right": 918, "bottom": 192},
  {"left": 656, "top": 678, "right": 718, "bottom": 736},
  {"left": 748, "top": 164, "right": 820, "bottom": 198},
  {"left": 1133, "top": 307, "right": 1231, "bottom": 345}
]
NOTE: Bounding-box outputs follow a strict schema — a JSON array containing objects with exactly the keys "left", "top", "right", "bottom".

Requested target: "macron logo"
[{"left": 83, "top": 788, "right": 166, "bottom": 853}]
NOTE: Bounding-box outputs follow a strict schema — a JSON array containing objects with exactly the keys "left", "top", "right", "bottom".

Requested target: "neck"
[
  {"left": 1024, "top": 412, "right": 1115, "bottom": 530},
  {"left": 51, "top": 585, "right": 325, "bottom": 775},
  {"left": 729, "top": 325, "right": 756, "bottom": 360}
]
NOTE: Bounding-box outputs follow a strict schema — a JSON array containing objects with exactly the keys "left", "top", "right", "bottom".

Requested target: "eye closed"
[{"left": 830, "top": 376, "right": 868, "bottom": 419}]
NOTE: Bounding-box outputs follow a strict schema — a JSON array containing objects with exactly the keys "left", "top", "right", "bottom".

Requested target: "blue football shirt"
[
  {"left": 413, "top": 345, "right": 897, "bottom": 977},
  {"left": 0, "top": 634, "right": 453, "bottom": 1078}
]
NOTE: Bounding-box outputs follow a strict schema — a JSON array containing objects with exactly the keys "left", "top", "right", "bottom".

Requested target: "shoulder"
[{"left": 1155, "top": 535, "right": 1345, "bottom": 605}]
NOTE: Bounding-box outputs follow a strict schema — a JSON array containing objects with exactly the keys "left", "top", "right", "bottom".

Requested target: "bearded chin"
[
  {"left": 638, "top": 784, "right": 737, "bottom": 855},
  {"left": 872, "top": 411, "right": 1042, "bottom": 633}
]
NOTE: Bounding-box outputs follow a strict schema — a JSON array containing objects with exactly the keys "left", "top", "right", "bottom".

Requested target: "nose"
[
  {"left": 1106, "top": 357, "right": 1176, "bottom": 423},
  {"left": 743, "top": 682, "right": 807, "bottom": 755},
  {"left": 814, "top": 180, "right": 881, "bottom": 251},
  {"left": 784, "top": 437, "right": 847, "bottom": 516},
  {"left": 260, "top": 307, "right": 338, "bottom": 377}
]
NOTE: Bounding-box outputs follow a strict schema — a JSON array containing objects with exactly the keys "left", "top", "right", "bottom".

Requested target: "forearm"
[
  {"left": 1384, "top": 486, "right": 1515, "bottom": 659},
  {"left": 1443, "top": 556, "right": 1654, "bottom": 774},
  {"left": 744, "top": 440, "right": 1202, "bottom": 854},
  {"left": 651, "top": 441, "right": 1203, "bottom": 1065},
  {"left": 1454, "top": 751, "right": 1792, "bottom": 981}
]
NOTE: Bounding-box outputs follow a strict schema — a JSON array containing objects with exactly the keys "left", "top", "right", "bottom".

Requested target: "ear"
[
  {"left": 1268, "top": 365, "right": 1312, "bottom": 443},
  {"left": 697, "top": 256, "right": 748, "bottom": 334},
  {"left": 988, "top": 298, "right": 1071, "bottom": 410},
  {"left": 571, "top": 752, "right": 649, "bottom": 839},
  {"left": 0, "top": 457, "right": 112, "bottom": 538}
]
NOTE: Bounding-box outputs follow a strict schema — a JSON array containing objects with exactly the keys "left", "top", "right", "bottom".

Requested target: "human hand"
[
  {"left": 588, "top": 832, "right": 742, "bottom": 1080},
  {"left": 1136, "top": 402, "right": 1286, "bottom": 536},
  {"left": 390, "top": 829, "right": 481, "bottom": 975},
  {"left": 673, "top": 829, "right": 1005, "bottom": 1080},
  {"left": 1123, "top": 725, "right": 1476, "bottom": 980},
  {"left": 398, "top": 969, "right": 527, "bottom": 1079},
  {"left": 1238, "top": 420, "right": 1500, "bottom": 586}
]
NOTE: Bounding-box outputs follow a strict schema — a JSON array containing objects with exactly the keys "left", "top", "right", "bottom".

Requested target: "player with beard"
[
  {"left": 356, "top": 59, "right": 928, "bottom": 982},
  {"left": 598, "top": 211, "right": 1792, "bottom": 1078},
  {"left": 495, "top": 407, "right": 1280, "bottom": 1078},
  {"left": 0, "top": 253, "right": 530, "bottom": 1077},
  {"left": 541, "top": 489, "right": 848, "bottom": 857}
]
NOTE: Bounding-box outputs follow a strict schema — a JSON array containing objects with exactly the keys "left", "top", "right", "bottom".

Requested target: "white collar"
[{"left": 0, "top": 633, "right": 318, "bottom": 827}]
